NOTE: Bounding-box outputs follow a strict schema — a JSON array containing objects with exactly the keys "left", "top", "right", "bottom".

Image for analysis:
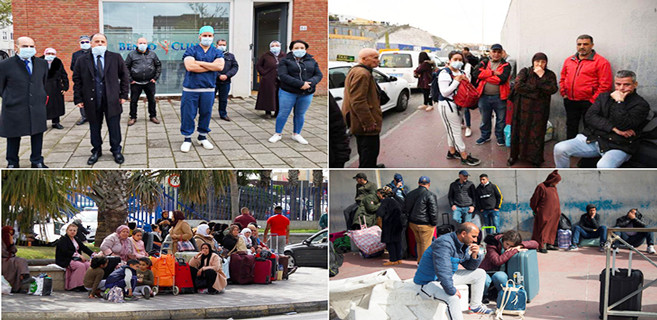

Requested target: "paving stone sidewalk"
[{"left": 0, "top": 96, "right": 327, "bottom": 168}]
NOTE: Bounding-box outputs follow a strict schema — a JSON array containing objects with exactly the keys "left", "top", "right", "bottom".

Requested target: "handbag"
[
  {"left": 495, "top": 278, "right": 527, "bottom": 319},
  {"left": 177, "top": 240, "right": 195, "bottom": 252},
  {"left": 348, "top": 216, "right": 386, "bottom": 256}
]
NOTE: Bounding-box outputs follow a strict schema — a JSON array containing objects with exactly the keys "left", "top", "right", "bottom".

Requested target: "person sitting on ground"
[
  {"left": 414, "top": 222, "right": 493, "bottom": 317},
  {"left": 569, "top": 204, "right": 608, "bottom": 252},
  {"left": 104, "top": 259, "right": 140, "bottom": 300},
  {"left": 221, "top": 224, "right": 247, "bottom": 254},
  {"left": 194, "top": 224, "right": 221, "bottom": 252},
  {"left": 1, "top": 226, "right": 31, "bottom": 293},
  {"left": 213, "top": 223, "right": 228, "bottom": 245},
  {"left": 129, "top": 228, "right": 148, "bottom": 259},
  {"left": 480, "top": 230, "right": 538, "bottom": 302},
  {"left": 84, "top": 256, "right": 108, "bottom": 298},
  {"left": 99, "top": 225, "right": 134, "bottom": 277},
  {"left": 240, "top": 228, "right": 256, "bottom": 254},
  {"left": 170, "top": 210, "right": 193, "bottom": 254},
  {"left": 613, "top": 208, "right": 655, "bottom": 254},
  {"left": 133, "top": 257, "right": 154, "bottom": 299},
  {"left": 56, "top": 223, "right": 94, "bottom": 291},
  {"left": 150, "top": 224, "right": 163, "bottom": 253},
  {"left": 189, "top": 243, "right": 227, "bottom": 294},
  {"left": 247, "top": 224, "right": 265, "bottom": 248}
]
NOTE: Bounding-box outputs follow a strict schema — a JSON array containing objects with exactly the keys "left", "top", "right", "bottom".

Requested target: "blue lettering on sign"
[
  {"left": 148, "top": 44, "right": 157, "bottom": 51},
  {"left": 119, "top": 43, "right": 126, "bottom": 50},
  {"left": 171, "top": 42, "right": 180, "bottom": 50}
]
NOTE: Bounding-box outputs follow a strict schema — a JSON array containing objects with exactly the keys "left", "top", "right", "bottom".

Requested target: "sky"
[{"left": 329, "top": 0, "right": 512, "bottom": 44}]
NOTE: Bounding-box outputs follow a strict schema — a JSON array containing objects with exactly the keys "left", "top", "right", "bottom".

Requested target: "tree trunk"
[
  {"left": 288, "top": 170, "right": 299, "bottom": 187},
  {"left": 259, "top": 170, "right": 272, "bottom": 188},
  {"left": 90, "top": 171, "right": 130, "bottom": 247},
  {"left": 312, "top": 170, "right": 324, "bottom": 221},
  {"left": 229, "top": 173, "right": 240, "bottom": 221}
]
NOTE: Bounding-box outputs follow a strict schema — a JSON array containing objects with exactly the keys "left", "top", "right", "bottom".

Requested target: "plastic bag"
[
  {"left": 1, "top": 276, "right": 11, "bottom": 294},
  {"left": 545, "top": 121, "right": 554, "bottom": 142}
]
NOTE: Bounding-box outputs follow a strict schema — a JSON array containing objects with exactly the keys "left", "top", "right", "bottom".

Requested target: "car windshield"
[
  {"left": 379, "top": 54, "right": 412, "bottom": 68},
  {"left": 310, "top": 230, "right": 328, "bottom": 244},
  {"left": 329, "top": 67, "right": 350, "bottom": 89}
]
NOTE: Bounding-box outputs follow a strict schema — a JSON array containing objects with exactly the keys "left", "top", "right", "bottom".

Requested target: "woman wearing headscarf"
[
  {"left": 169, "top": 210, "right": 193, "bottom": 254},
  {"left": 129, "top": 228, "right": 148, "bottom": 259},
  {"left": 40, "top": 48, "right": 69, "bottom": 129},
  {"left": 99, "top": 225, "right": 133, "bottom": 277},
  {"left": 221, "top": 224, "right": 248, "bottom": 254},
  {"left": 255, "top": 40, "right": 286, "bottom": 117},
  {"left": 530, "top": 170, "right": 562, "bottom": 253},
  {"left": 268, "top": 39, "right": 323, "bottom": 145},
  {"left": 56, "top": 223, "right": 94, "bottom": 290},
  {"left": 2, "top": 226, "right": 30, "bottom": 293},
  {"left": 508, "top": 52, "right": 559, "bottom": 167},
  {"left": 239, "top": 228, "right": 255, "bottom": 254},
  {"left": 414, "top": 51, "right": 436, "bottom": 111},
  {"left": 189, "top": 243, "right": 227, "bottom": 294},
  {"left": 194, "top": 224, "right": 220, "bottom": 252},
  {"left": 376, "top": 187, "right": 404, "bottom": 266}
]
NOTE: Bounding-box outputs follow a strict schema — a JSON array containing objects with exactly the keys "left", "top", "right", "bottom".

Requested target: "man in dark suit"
[
  {"left": 0, "top": 36, "right": 49, "bottom": 168},
  {"left": 71, "top": 35, "right": 92, "bottom": 125},
  {"left": 73, "top": 33, "right": 130, "bottom": 165},
  {"left": 214, "top": 38, "right": 239, "bottom": 121}
]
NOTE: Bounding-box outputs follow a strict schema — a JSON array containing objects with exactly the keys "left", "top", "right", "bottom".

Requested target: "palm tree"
[
  {"left": 258, "top": 170, "right": 272, "bottom": 188},
  {"left": 2, "top": 170, "right": 234, "bottom": 246},
  {"left": 287, "top": 170, "right": 300, "bottom": 187},
  {"left": 312, "top": 170, "right": 324, "bottom": 220}
]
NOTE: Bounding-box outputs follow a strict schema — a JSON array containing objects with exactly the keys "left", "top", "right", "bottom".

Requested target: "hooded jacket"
[
  {"left": 448, "top": 179, "right": 476, "bottom": 207},
  {"left": 413, "top": 232, "right": 482, "bottom": 295}
]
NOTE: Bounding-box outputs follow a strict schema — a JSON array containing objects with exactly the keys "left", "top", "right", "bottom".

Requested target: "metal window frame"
[{"left": 602, "top": 227, "right": 657, "bottom": 320}]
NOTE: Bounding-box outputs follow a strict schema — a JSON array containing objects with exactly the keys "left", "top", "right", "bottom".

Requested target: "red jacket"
[
  {"left": 474, "top": 59, "right": 512, "bottom": 100},
  {"left": 559, "top": 51, "right": 613, "bottom": 103}
]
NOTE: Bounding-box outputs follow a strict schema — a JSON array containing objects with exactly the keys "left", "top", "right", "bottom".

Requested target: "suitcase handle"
[{"left": 441, "top": 213, "right": 450, "bottom": 225}]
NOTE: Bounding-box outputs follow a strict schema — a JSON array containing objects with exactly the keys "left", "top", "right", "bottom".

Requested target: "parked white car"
[
  {"left": 60, "top": 209, "right": 98, "bottom": 242},
  {"left": 329, "top": 61, "right": 410, "bottom": 113},
  {"left": 378, "top": 50, "right": 441, "bottom": 89}
]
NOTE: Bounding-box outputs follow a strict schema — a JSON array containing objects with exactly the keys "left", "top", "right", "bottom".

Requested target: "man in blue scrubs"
[{"left": 180, "top": 26, "right": 225, "bottom": 152}]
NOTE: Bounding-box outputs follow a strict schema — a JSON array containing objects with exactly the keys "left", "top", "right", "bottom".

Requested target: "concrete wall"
[
  {"left": 501, "top": 0, "right": 657, "bottom": 140},
  {"left": 328, "top": 37, "right": 376, "bottom": 61},
  {"left": 329, "top": 170, "right": 657, "bottom": 238}
]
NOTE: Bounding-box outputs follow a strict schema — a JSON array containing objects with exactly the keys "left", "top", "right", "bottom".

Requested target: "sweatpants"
[
  {"left": 419, "top": 268, "right": 487, "bottom": 320},
  {"left": 438, "top": 100, "right": 466, "bottom": 154}
]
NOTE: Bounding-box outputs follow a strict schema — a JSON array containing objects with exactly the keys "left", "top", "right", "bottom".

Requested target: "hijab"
[
  {"left": 2, "top": 226, "right": 14, "bottom": 246},
  {"left": 196, "top": 224, "right": 212, "bottom": 239},
  {"left": 199, "top": 243, "right": 214, "bottom": 267},
  {"left": 114, "top": 225, "right": 133, "bottom": 261},
  {"left": 531, "top": 52, "right": 548, "bottom": 66},
  {"left": 240, "top": 228, "right": 253, "bottom": 246}
]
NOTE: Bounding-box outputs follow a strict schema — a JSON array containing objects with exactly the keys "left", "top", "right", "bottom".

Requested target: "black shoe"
[
  {"left": 76, "top": 117, "right": 88, "bottom": 125},
  {"left": 31, "top": 163, "right": 49, "bottom": 168},
  {"left": 220, "top": 116, "right": 231, "bottom": 122},
  {"left": 87, "top": 152, "right": 102, "bottom": 165},
  {"left": 546, "top": 244, "right": 559, "bottom": 251},
  {"left": 7, "top": 164, "right": 19, "bottom": 168},
  {"left": 461, "top": 155, "right": 481, "bottom": 166},
  {"left": 113, "top": 152, "right": 125, "bottom": 164},
  {"left": 376, "top": 164, "right": 386, "bottom": 168},
  {"left": 52, "top": 123, "right": 64, "bottom": 129},
  {"left": 507, "top": 157, "right": 516, "bottom": 166},
  {"left": 538, "top": 248, "right": 548, "bottom": 254},
  {"left": 446, "top": 151, "right": 462, "bottom": 160},
  {"left": 482, "top": 296, "right": 490, "bottom": 304}
]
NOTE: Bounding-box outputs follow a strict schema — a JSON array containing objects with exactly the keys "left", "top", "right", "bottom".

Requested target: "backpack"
[
  {"left": 431, "top": 68, "right": 479, "bottom": 109},
  {"left": 558, "top": 213, "right": 572, "bottom": 230},
  {"left": 106, "top": 286, "right": 125, "bottom": 303}
]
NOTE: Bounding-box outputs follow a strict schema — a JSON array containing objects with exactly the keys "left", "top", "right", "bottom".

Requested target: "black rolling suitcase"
[
  {"left": 599, "top": 251, "right": 643, "bottom": 320},
  {"left": 434, "top": 213, "right": 454, "bottom": 238}
]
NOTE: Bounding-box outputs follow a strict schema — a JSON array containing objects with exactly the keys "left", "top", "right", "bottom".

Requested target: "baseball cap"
[
  {"left": 418, "top": 176, "right": 430, "bottom": 184},
  {"left": 459, "top": 170, "right": 469, "bottom": 176},
  {"left": 393, "top": 173, "right": 403, "bottom": 182},
  {"left": 491, "top": 44, "right": 503, "bottom": 51},
  {"left": 353, "top": 173, "right": 367, "bottom": 180}
]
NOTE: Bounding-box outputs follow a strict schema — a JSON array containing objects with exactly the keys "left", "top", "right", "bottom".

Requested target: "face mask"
[
  {"left": 18, "top": 47, "right": 36, "bottom": 60},
  {"left": 91, "top": 46, "right": 107, "bottom": 57},
  {"left": 270, "top": 46, "right": 281, "bottom": 55},
  {"left": 44, "top": 55, "right": 56, "bottom": 61},
  {"left": 293, "top": 49, "right": 306, "bottom": 58},
  {"left": 451, "top": 61, "right": 464, "bottom": 70},
  {"left": 216, "top": 45, "right": 227, "bottom": 52},
  {"left": 200, "top": 37, "right": 213, "bottom": 47},
  {"left": 137, "top": 44, "right": 148, "bottom": 52},
  {"left": 80, "top": 43, "right": 91, "bottom": 50}
]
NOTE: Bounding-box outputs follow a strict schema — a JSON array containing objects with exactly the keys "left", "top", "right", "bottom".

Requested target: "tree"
[
  {"left": 287, "top": 170, "right": 299, "bottom": 187},
  {"left": 0, "top": 0, "right": 11, "bottom": 29},
  {"left": 258, "top": 170, "right": 272, "bottom": 188},
  {"left": 312, "top": 170, "right": 324, "bottom": 220}
]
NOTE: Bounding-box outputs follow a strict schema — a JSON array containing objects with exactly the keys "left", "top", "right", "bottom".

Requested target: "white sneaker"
[
  {"left": 197, "top": 138, "right": 214, "bottom": 150},
  {"left": 180, "top": 141, "right": 192, "bottom": 153},
  {"left": 292, "top": 134, "right": 309, "bottom": 145},
  {"left": 465, "top": 127, "right": 472, "bottom": 137},
  {"left": 268, "top": 134, "right": 282, "bottom": 143},
  {"left": 648, "top": 245, "right": 656, "bottom": 254}
]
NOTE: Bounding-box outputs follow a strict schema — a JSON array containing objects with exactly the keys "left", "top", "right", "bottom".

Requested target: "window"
[
  {"left": 310, "top": 230, "right": 327, "bottom": 244},
  {"left": 2, "top": 32, "right": 6, "bottom": 40},
  {"left": 329, "top": 67, "right": 350, "bottom": 89},
  {"left": 372, "top": 70, "right": 388, "bottom": 83},
  {"left": 379, "top": 53, "right": 412, "bottom": 68},
  {"left": 102, "top": 2, "right": 230, "bottom": 95}
]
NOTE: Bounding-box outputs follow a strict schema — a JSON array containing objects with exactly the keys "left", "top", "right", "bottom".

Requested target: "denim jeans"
[
  {"left": 275, "top": 89, "right": 313, "bottom": 134},
  {"left": 616, "top": 231, "right": 655, "bottom": 247},
  {"left": 464, "top": 109, "right": 471, "bottom": 127},
  {"left": 572, "top": 225, "right": 608, "bottom": 246},
  {"left": 215, "top": 82, "right": 230, "bottom": 118},
  {"left": 478, "top": 94, "right": 506, "bottom": 142},
  {"left": 553, "top": 134, "right": 631, "bottom": 168},
  {"left": 453, "top": 206, "right": 473, "bottom": 223},
  {"left": 180, "top": 91, "right": 215, "bottom": 138},
  {"left": 484, "top": 271, "right": 508, "bottom": 295},
  {"left": 481, "top": 209, "right": 500, "bottom": 232}
]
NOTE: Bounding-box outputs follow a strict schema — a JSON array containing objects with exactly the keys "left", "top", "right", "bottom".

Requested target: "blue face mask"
[
  {"left": 200, "top": 37, "right": 214, "bottom": 47},
  {"left": 137, "top": 44, "right": 148, "bottom": 52},
  {"left": 18, "top": 47, "right": 36, "bottom": 60},
  {"left": 293, "top": 49, "right": 306, "bottom": 58},
  {"left": 91, "top": 46, "right": 106, "bottom": 57},
  {"left": 216, "top": 45, "right": 227, "bottom": 52},
  {"left": 270, "top": 46, "right": 281, "bottom": 55},
  {"left": 80, "top": 43, "right": 91, "bottom": 50}
]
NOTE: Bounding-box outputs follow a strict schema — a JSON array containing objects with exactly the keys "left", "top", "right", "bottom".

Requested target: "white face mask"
[
  {"left": 44, "top": 55, "right": 56, "bottom": 61},
  {"left": 216, "top": 45, "right": 227, "bottom": 52},
  {"left": 200, "top": 37, "right": 214, "bottom": 47},
  {"left": 91, "top": 46, "right": 107, "bottom": 57},
  {"left": 270, "top": 46, "right": 281, "bottom": 55},
  {"left": 451, "top": 60, "right": 464, "bottom": 70},
  {"left": 18, "top": 47, "right": 36, "bottom": 60},
  {"left": 80, "top": 43, "right": 91, "bottom": 50},
  {"left": 293, "top": 49, "right": 306, "bottom": 58},
  {"left": 137, "top": 44, "right": 148, "bottom": 52}
]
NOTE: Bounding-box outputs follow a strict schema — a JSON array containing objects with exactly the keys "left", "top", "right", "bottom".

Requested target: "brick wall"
[
  {"left": 12, "top": 0, "right": 99, "bottom": 101},
  {"left": 292, "top": 0, "right": 327, "bottom": 95}
]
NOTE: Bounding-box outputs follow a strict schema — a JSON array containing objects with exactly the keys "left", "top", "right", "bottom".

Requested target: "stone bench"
[{"left": 28, "top": 264, "right": 66, "bottom": 291}]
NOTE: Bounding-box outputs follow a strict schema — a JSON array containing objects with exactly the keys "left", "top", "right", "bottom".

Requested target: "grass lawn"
[{"left": 15, "top": 244, "right": 99, "bottom": 260}]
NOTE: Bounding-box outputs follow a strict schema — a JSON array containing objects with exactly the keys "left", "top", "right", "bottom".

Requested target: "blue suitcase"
[{"left": 505, "top": 249, "right": 539, "bottom": 302}]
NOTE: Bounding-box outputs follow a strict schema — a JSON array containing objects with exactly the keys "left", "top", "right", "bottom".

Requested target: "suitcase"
[
  {"left": 175, "top": 258, "right": 195, "bottom": 294},
  {"left": 505, "top": 249, "right": 539, "bottom": 302},
  {"left": 558, "top": 229, "right": 572, "bottom": 249},
  {"left": 435, "top": 213, "right": 455, "bottom": 238},
  {"left": 278, "top": 254, "right": 290, "bottom": 280},
  {"left": 174, "top": 251, "right": 198, "bottom": 264},
  {"left": 150, "top": 254, "right": 176, "bottom": 294},
  {"left": 599, "top": 251, "right": 643, "bottom": 320},
  {"left": 229, "top": 252, "right": 255, "bottom": 284},
  {"left": 254, "top": 259, "right": 272, "bottom": 284},
  {"left": 268, "top": 254, "right": 279, "bottom": 281},
  {"left": 407, "top": 228, "right": 417, "bottom": 258}
]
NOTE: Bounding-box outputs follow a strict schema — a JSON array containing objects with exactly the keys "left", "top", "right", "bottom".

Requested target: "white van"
[{"left": 378, "top": 50, "right": 442, "bottom": 89}]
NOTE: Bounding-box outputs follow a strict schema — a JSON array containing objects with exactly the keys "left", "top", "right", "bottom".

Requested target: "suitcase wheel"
[
  {"left": 152, "top": 286, "right": 159, "bottom": 296},
  {"left": 173, "top": 286, "right": 180, "bottom": 295}
]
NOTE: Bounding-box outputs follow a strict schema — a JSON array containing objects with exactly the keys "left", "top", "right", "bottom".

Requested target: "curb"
[{"left": 1, "top": 300, "right": 328, "bottom": 320}]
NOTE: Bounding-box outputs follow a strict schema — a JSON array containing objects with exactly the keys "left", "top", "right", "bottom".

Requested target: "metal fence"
[{"left": 67, "top": 183, "right": 328, "bottom": 228}]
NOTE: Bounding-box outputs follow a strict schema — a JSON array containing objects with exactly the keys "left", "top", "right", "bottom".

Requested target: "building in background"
[
  {"left": 501, "top": 0, "right": 657, "bottom": 140},
  {"left": 11, "top": 0, "right": 327, "bottom": 98},
  {"left": 0, "top": 23, "right": 13, "bottom": 57}
]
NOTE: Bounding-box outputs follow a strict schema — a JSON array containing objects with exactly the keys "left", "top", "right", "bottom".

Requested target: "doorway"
[{"left": 252, "top": 3, "right": 288, "bottom": 91}]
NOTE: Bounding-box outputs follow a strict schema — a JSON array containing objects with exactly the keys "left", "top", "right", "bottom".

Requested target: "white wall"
[
  {"left": 501, "top": 0, "right": 657, "bottom": 140},
  {"left": 0, "top": 24, "right": 14, "bottom": 56}
]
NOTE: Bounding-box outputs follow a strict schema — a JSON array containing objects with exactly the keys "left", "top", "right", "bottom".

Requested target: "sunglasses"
[{"left": 80, "top": 41, "right": 90, "bottom": 44}]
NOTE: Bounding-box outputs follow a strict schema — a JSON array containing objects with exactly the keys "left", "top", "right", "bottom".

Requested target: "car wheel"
[
  {"left": 395, "top": 90, "right": 409, "bottom": 112},
  {"left": 285, "top": 251, "right": 297, "bottom": 269}
]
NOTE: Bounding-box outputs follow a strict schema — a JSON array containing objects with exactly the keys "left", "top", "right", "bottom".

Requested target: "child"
[
  {"left": 134, "top": 257, "right": 154, "bottom": 299},
  {"left": 104, "top": 259, "right": 139, "bottom": 300},
  {"left": 83, "top": 256, "right": 108, "bottom": 298}
]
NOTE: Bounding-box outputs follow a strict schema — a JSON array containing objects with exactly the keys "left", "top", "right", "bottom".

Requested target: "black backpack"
[{"left": 559, "top": 213, "right": 572, "bottom": 230}]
